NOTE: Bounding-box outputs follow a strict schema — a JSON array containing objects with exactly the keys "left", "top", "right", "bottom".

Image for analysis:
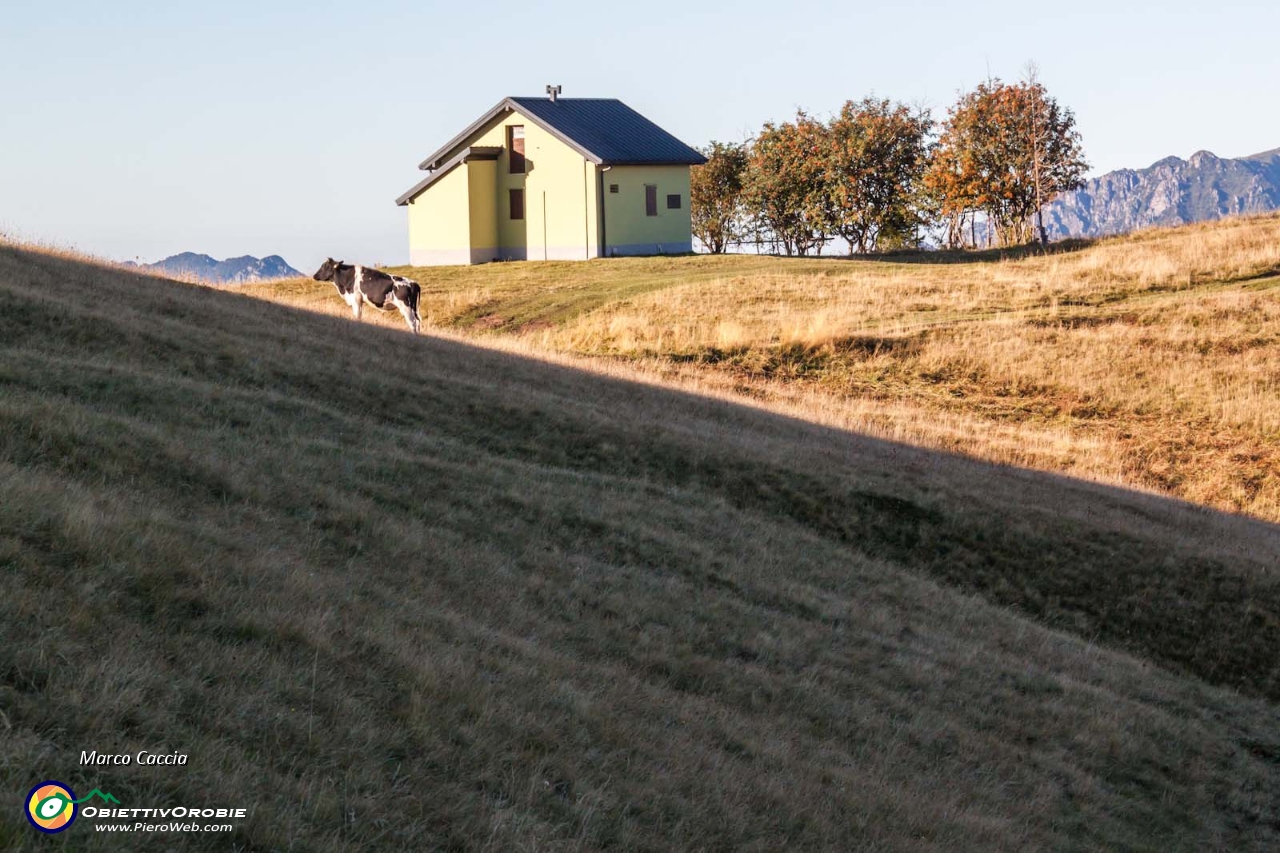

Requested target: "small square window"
[
  {"left": 667, "top": 194, "right": 681, "bottom": 210},
  {"left": 609, "top": 184, "right": 619, "bottom": 194}
]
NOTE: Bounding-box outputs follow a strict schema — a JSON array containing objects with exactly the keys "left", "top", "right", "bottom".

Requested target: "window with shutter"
[
  {"left": 508, "top": 126, "right": 525, "bottom": 174},
  {"left": 645, "top": 185, "right": 657, "bottom": 217}
]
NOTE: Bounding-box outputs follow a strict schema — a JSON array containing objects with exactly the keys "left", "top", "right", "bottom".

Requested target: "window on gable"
[
  {"left": 645, "top": 185, "right": 657, "bottom": 217},
  {"left": 509, "top": 188, "right": 525, "bottom": 220},
  {"left": 667, "top": 194, "right": 681, "bottom": 210},
  {"left": 508, "top": 126, "right": 525, "bottom": 174}
]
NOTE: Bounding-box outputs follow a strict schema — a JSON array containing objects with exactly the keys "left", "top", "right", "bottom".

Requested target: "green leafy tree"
[
  {"left": 690, "top": 142, "right": 748, "bottom": 254},
  {"left": 743, "top": 112, "right": 833, "bottom": 256},
  {"left": 826, "top": 98, "right": 934, "bottom": 254},
  {"left": 925, "top": 75, "right": 1087, "bottom": 247}
]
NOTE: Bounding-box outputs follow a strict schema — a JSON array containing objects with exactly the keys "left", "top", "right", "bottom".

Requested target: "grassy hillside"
[
  {"left": 4, "top": 241, "right": 1280, "bottom": 850},
  {"left": 257, "top": 214, "right": 1280, "bottom": 523}
]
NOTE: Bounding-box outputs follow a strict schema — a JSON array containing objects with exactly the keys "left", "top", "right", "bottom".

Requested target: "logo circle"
[{"left": 26, "top": 781, "right": 77, "bottom": 834}]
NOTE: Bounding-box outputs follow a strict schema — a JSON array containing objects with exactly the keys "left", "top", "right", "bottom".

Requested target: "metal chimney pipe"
[{"left": 546, "top": 84, "right": 562, "bottom": 102}]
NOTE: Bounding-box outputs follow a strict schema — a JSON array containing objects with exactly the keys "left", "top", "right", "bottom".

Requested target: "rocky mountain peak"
[
  {"left": 1042, "top": 146, "right": 1280, "bottom": 239},
  {"left": 126, "top": 253, "right": 301, "bottom": 284}
]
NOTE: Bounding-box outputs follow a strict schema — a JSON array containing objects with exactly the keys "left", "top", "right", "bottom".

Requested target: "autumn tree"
[
  {"left": 925, "top": 75, "right": 1087, "bottom": 247},
  {"left": 690, "top": 141, "right": 748, "bottom": 254},
  {"left": 922, "top": 121, "right": 981, "bottom": 249},
  {"left": 826, "top": 97, "right": 933, "bottom": 254},
  {"left": 742, "top": 112, "right": 833, "bottom": 256}
]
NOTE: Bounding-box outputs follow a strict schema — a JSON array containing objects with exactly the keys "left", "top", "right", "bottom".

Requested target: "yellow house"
[{"left": 395, "top": 93, "right": 706, "bottom": 265}]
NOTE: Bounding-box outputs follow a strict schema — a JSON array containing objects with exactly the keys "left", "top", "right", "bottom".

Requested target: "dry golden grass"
[
  {"left": 524, "top": 218, "right": 1280, "bottom": 518},
  {"left": 4, "top": 235, "right": 1280, "bottom": 849},
  {"left": 528, "top": 216, "right": 1279, "bottom": 347},
  {"left": 246, "top": 214, "right": 1280, "bottom": 523}
]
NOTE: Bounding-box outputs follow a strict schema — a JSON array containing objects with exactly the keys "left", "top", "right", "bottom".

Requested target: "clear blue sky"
[{"left": 2, "top": 1, "right": 1277, "bottom": 272}]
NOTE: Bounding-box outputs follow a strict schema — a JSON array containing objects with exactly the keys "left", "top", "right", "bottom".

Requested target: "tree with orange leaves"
[
  {"left": 826, "top": 97, "right": 933, "bottom": 253},
  {"left": 926, "top": 75, "right": 1087, "bottom": 248},
  {"left": 742, "top": 112, "right": 833, "bottom": 256}
]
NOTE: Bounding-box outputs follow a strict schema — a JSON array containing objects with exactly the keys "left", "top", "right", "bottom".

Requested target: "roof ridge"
[{"left": 510, "top": 96, "right": 622, "bottom": 102}]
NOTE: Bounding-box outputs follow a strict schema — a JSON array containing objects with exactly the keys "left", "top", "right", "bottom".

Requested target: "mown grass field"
[
  {"left": 255, "top": 214, "right": 1280, "bottom": 523},
  {"left": 2, "top": 230, "right": 1279, "bottom": 850}
]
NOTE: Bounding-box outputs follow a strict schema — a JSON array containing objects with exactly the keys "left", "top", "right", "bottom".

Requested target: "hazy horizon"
[{"left": 3, "top": 0, "right": 1278, "bottom": 272}]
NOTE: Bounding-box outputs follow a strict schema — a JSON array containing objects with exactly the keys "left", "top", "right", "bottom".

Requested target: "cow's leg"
[
  {"left": 392, "top": 281, "right": 421, "bottom": 335},
  {"left": 390, "top": 295, "right": 419, "bottom": 335},
  {"left": 352, "top": 293, "right": 363, "bottom": 321},
  {"left": 401, "top": 302, "right": 419, "bottom": 335}
]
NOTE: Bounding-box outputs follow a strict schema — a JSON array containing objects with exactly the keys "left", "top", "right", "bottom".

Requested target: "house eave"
[
  {"left": 395, "top": 146, "right": 504, "bottom": 206},
  {"left": 414, "top": 98, "right": 607, "bottom": 172},
  {"left": 416, "top": 98, "right": 519, "bottom": 170},
  {"left": 597, "top": 157, "right": 708, "bottom": 167}
]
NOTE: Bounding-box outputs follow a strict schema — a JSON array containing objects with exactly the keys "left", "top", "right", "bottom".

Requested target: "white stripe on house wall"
[
  {"left": 408, "top": 248, "right": 474, "bottom": 267},
  {"left": 409, "top": 242, "right": 689, "bottom": 267},
  {"left": 604, "top": 241, "right": 693, "bottom": 257}
]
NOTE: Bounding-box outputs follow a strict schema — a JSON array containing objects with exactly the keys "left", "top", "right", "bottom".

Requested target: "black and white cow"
[{"left": 313, "top": 259, "right": 421, "bottom": 335}]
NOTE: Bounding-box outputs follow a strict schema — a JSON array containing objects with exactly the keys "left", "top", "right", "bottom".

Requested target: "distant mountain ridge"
[
  {"left": 1043, "top": 147, "right": 1280, "bottom": 239},
  {"left": 127, "top": 252, "right": 300, "bottom": 284}
]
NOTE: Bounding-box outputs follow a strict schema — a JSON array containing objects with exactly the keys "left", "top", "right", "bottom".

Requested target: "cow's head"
[{"left": 313, "top": 258, "right": 343, "bottom": 281}]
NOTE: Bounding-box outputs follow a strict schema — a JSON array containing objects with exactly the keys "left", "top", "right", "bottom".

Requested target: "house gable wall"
[
  {"left": 406, "top": 160, "right": 472, "bottom": 266},
  {"left": 408, "top": 108, "right": 600, "bottom": 264}
]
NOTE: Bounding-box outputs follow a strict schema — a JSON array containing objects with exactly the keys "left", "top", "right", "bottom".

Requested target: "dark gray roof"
[
  {"left": 412, "top": 97, "right": 706, "bottom": 173},
  {"left": 395, "top": 146, "right": 502, "bottom": 206},
  {"left": 508, "top": 97, "right": 706, "bottom": 166}
]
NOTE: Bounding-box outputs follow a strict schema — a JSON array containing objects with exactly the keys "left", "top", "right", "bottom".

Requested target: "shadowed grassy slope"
[{"left": 3, "top": 244, "right": 1280, "bottom": 850}]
